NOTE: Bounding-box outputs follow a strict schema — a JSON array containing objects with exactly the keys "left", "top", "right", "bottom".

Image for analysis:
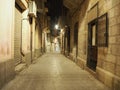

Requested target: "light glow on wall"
[{"left": 0, "top": 0, "right": 14, "bottom": 59}]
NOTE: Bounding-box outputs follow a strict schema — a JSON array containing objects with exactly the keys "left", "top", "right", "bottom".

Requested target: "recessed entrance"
[{"left": 74, "top": 22, "right": 78, "bottom": 58}]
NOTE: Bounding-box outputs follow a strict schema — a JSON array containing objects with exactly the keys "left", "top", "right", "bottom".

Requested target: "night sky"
[
  {"left": 45, "top": 0, "right": 63, "bottom": 36},
  {"left": 45, "top": 0, "right": 63, "bottom": 23}
]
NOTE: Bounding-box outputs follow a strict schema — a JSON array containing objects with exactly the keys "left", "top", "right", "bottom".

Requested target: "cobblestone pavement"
[{"left": 2, "top": 53, "right": 111, "bottom": 90}]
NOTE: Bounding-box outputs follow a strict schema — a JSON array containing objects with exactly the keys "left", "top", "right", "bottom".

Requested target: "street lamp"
[{"left": 55, "top": 24, "right": 59, "bottom": 29}]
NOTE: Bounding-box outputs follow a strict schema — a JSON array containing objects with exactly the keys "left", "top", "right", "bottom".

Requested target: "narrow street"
[{"left": 2, "top": 53, "right": 110, "bottom": 90}]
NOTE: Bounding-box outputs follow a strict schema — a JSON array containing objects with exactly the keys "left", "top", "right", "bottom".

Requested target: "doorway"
[
  {"left": 64, "top": 26, "right": 70, "bottom": 55},
  {"left": 87, "top": 19, "right": 98, "bottom": 71},
  {"left": 74, "top": 22, "right": 78, "bottom": 61},
  {"left": 67, "top": 27, "right": 70, "bottom": 55}
]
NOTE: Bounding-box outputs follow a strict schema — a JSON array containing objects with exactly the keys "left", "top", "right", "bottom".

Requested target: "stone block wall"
[
  {"left": 69, "top": 0, "right": 120, "bottom": 89},
  {"left": 96, "top": 0, "right": 120, "bottom": 89},
  {"left": 69, "top": 0, "right": 89, "bottom": 67}
]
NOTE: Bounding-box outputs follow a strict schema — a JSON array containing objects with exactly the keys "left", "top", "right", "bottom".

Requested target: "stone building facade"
[
  {"left": 62, "top": 0, "right": 120, "bottom": 89},
  {"left": 0, "top": 0, "right": 120, "bottom": 89},
  {"left": 0, "top": 0, "right": 48, "bottom": 89}
]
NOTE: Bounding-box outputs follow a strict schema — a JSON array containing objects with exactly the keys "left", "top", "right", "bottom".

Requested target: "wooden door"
[{"left": 87, "top": 20, "right": 98, "bottom": 71}]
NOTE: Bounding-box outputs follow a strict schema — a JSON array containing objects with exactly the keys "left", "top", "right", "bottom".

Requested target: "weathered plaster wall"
[
  {"left": 0, "top": 0, "right": 15, "bottom": 89},
  {"left": 0, "top": 0, "right": 15, "bottom": 60}
]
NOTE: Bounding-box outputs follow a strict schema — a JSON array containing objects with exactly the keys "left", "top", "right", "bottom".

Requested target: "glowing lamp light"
[
  {"left": 61, "top": 29, "right": 63, "bottom": 32},
  {"left": 55, "top": 24, "right": 59, "bottom": 29}
]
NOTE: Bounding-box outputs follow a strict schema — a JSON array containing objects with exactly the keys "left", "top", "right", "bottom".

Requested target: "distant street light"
[{"left": 55, "top": 24, "right": 59, "bottom": 29}]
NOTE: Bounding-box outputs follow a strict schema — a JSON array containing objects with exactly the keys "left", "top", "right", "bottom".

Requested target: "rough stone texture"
[
  {"left": 77, "top": 57, "right": 86, "bottom": 69},
  {"left": 116, "top": 65, "right": 120, "bottom": 77},
  {"left": 0, "top": 59, "right": 15, "bottom": 89},
  {"left": 68, "top": 0, "right": 120, "bottom": 89},
  {"left": 97, "top": 67, "right": 120, "bottom": 90},
  {"left": 1, "top": 53, "right": 110, "bottom": 90},
  {"left": 113, "top": 78, "right": 120, "bottom": 90},
  {"left": 70, "top": 0, "right": 89, "bottom": 58},
  {"left": 117, "top": 56, "right": 120, "bottom": 65},
  {"left": 96, "top": 1, "right": 120, "bottom": 89}
]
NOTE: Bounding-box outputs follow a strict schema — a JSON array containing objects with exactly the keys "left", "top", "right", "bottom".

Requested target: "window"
[
  {"left": 92, "top": 25, "right": 96, "bottom": 46},
  {"left": 97, "top": 13, "right": 108, "bottom": 47}
]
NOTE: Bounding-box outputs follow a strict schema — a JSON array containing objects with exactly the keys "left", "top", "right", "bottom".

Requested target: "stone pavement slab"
[{"left": 1, "top": 53, "right": 111, "bottom": 90}]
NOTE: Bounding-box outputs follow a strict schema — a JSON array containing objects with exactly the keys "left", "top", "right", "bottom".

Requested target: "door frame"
[{"left": 87, "top": 19, "right": 98, "bottom": 71}]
